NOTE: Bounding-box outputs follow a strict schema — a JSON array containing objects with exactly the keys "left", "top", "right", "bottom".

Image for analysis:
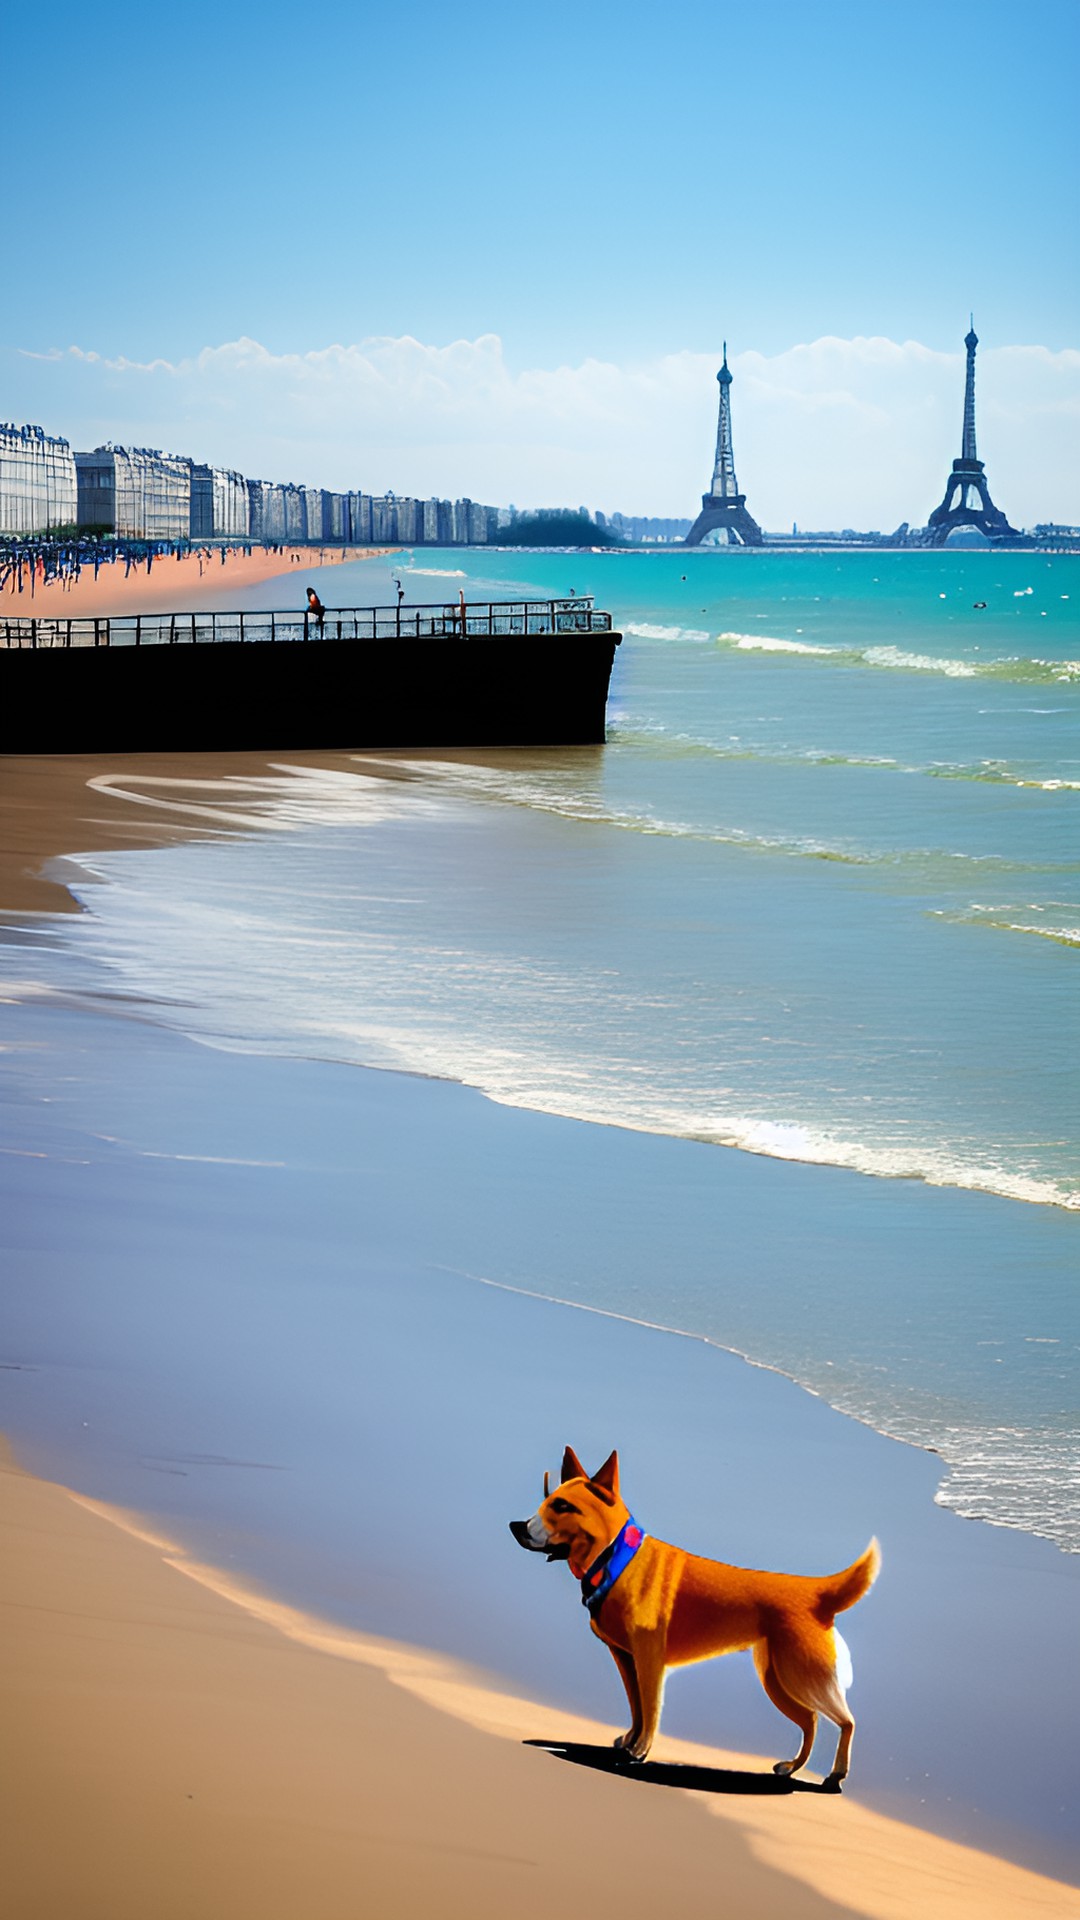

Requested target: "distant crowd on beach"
[{"left": 0, "top": 538, "right": 382, "bottom": 603}]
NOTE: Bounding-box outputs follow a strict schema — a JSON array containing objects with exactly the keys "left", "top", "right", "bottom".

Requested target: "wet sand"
[{"left": 0, "top": 749, "right": 371, "bottom": 910}]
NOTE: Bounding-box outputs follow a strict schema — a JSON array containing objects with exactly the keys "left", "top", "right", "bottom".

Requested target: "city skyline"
[{"left": 7, "top": 327, "right": 1078, "bottom": 532}]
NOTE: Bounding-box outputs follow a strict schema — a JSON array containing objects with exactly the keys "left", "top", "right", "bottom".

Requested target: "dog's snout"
[{"left": 510, "top": 1515, "right": 556, "bottom": 1554}]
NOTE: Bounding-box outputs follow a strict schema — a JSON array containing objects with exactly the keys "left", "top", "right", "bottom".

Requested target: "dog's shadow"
[{"left": 523, "top": 1740, "right": 841, "bottom": 1796}]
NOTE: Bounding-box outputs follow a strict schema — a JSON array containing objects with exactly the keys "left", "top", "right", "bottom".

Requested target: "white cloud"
[{"left": 16, "top": 332, "right": 1080, "bottom": 527}]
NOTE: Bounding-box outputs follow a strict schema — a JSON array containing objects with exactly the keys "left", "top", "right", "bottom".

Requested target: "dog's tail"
[{"left": 814, "top": 1538, "right": 881, "bottom": 1622}]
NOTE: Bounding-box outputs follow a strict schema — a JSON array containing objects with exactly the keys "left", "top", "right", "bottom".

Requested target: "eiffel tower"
[
  {"left": 685, "top": 345, "right": 763, "bottom": 546},
  {"left": 926, "top": 321, "right": 1019, "bottom": 544}
]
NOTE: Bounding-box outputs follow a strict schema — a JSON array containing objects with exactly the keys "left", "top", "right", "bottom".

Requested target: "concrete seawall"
[{"left": 1, "top": 631, "right": 622, "bottom": 753}]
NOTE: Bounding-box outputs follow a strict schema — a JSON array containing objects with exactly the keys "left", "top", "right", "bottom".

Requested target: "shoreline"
[
  {"left": 0, "top": 748, "right": 381, "bottom": 911},
  {"left": 3, "top": 1443, "right": 1076, "bottom": 1920},
  {"left": 4, "top": 984, "right": 1078, "bottom": 1879},
  {"left": 2, "top": 751, "right": 1078, "bottom": 1890},
  {"left": 1, "top": 543, "right": 398, "bottom": 618}
]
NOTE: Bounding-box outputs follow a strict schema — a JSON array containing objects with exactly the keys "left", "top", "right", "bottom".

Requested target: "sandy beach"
[
  {"left": 4, "top": 1442, "right": 1077, "bottom": 1920},
  {"left": 2, "top": 750, "right": 1079, "bottom": 1917},
  {"left": 0, "top": 748, "right": 375, "bottom": 910},
  {"left": 2, "top": 545, "right": 396, "bottom": 619}
]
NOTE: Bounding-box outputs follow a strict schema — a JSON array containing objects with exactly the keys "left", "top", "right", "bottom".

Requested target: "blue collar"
[{"left": 580, "top": 1515, "right": 646, "bottom": 1616}]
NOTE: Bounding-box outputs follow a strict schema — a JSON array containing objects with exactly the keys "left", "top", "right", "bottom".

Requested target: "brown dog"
[{"left": 510, "top": 1446, "right": 879, "bottom": 1787}]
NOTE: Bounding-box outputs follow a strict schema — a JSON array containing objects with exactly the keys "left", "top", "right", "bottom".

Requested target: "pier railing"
[{"left": 0, "top": 596, "right": 613, "bottom": 650}]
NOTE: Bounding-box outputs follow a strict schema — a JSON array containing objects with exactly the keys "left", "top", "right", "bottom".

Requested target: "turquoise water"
[{"left": 7, "top": 547, "right": 1078, "bottom": 1548}]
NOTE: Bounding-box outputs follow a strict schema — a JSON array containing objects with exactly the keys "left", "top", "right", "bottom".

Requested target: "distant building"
[
  {"left": 282, "top": 484, "right": 306, "bottom": 542},
  {"left": 191, "top": 464, "right": 249, "bottom": 539},
  {"left": 922, "top": 321, "right": 1020, "bottom": 545},
  {"left": 322, "top": 491, "right": 347, "bottom": 542},
  {"left": 247, "top": 480, "right": 288, "bottom": 543},
  {"left": 246, "top": 479, "right": 265, "bottom": 541},
  {"left": 0, "top": 423, "right": 77, "bottom": 535},
  {"left": 190, "top": 465, "right": 214, "bottom": 540},
  {"left": 395, "top": 497, "right": 419, "bottom": 542},
  {"left": 685, "top": 345, "right": 763, "bottom": 547},
  {"left": 606, "top": 511, "right": 693, "bottom": 544},
  {"left": 1032, "top": 523, "right": 1080, "bottom": 549},
  {"left": 302, "top": 487, "right": 324, "bottom": 542},
  {"left": 75, "top": 446, "right": 190, "bottom": 539},
  {"left": 348, "top": 492, "right": 373, "bottom": 542},
  {"left": 371, "top": 496, "right": 396, "bottom": 542},
  {"left": 4, "top": 415, "right": 504, "bottom": 552},
  {"left": 213, "top": 467, "right": 250, "bottom": 538}
]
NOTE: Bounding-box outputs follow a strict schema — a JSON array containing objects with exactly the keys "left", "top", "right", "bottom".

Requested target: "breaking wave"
[
  {"left": 611, "top": 722, "right": 1080, "bottom": 792},
  {"left": 717, "top": 632, "right": 835, "bottom": 656},
  {"left": 625, "top": 621, "right": 712, "bottom": 642},
  {"left": 933, "top": 905, "right": 1080, "bottom": 948},
  {"left": 364, "top": 754, "right": 1074, "bottom": 878},
  {"left": 714, "top": 633, "right": 1080, "bottom": 683}
]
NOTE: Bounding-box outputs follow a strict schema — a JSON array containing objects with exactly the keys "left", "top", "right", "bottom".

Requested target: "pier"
[{"left": 0, "top": 596, "right": 622, "bottom": 754}]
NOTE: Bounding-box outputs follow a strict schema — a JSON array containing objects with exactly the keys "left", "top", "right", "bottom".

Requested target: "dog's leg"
[
  {"left": 761, "top": 1633, "right": 856, "bottom": 1787},
  {"left": 810, "top": 1670, "right": 855, "bottom": 1787},
  {"left": 824, "top": 1705, "right": 856, "bottom": 1786},
  {"left": 793, "top": 1669, "right": 854, "bottom": 1787},
  {"left": 753, "top": 1643, "right": 817, "bottom": 1778},
  {"left": 622, "top": 1630, "right": 667, "bottom": 1761},
  {"left": 607, "top": 1645, "right": 643, "bottom": 1751},
  {"left": 790, "top": 1640, "right": 856, "bottom": 1788}
]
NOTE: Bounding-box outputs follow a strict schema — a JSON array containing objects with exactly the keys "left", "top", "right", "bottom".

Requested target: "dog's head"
[{"left": 509, "top": 1445, "right": 627, "bottom": 1577}]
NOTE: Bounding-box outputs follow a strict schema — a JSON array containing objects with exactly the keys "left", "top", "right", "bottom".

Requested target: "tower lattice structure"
[
  {"left": 685, "top": 346, "right": 763, "bottom": 547},
  {"left": 926, "top": 321, "right": 1018, "bottom": 544}
]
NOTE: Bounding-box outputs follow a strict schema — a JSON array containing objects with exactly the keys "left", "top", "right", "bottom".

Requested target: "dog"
[{"left": 510, "top": 1446, "right": 879, "bottom": 1787}]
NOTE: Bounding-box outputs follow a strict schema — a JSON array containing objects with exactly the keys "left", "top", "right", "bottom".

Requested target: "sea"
[{"left": 5, "top": 545, "right": 1079, "bottom": 1555}]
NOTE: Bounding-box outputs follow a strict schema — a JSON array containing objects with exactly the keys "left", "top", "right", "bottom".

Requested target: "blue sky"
[{"left": 6, "top": 0, "right": 1078, "bottom": 519}]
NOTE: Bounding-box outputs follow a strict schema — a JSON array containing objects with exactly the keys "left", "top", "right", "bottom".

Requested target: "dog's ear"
[
  {"left": 589, "top": 1450, "right": 620, "bottom": 1500},
  {"left": 561, "top": 1445, "right": 587, "bottom": 1482}
]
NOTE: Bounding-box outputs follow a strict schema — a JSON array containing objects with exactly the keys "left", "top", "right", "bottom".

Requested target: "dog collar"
[{"left": 580, "top": 1516, "right": 645, "bottom": 1617}]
